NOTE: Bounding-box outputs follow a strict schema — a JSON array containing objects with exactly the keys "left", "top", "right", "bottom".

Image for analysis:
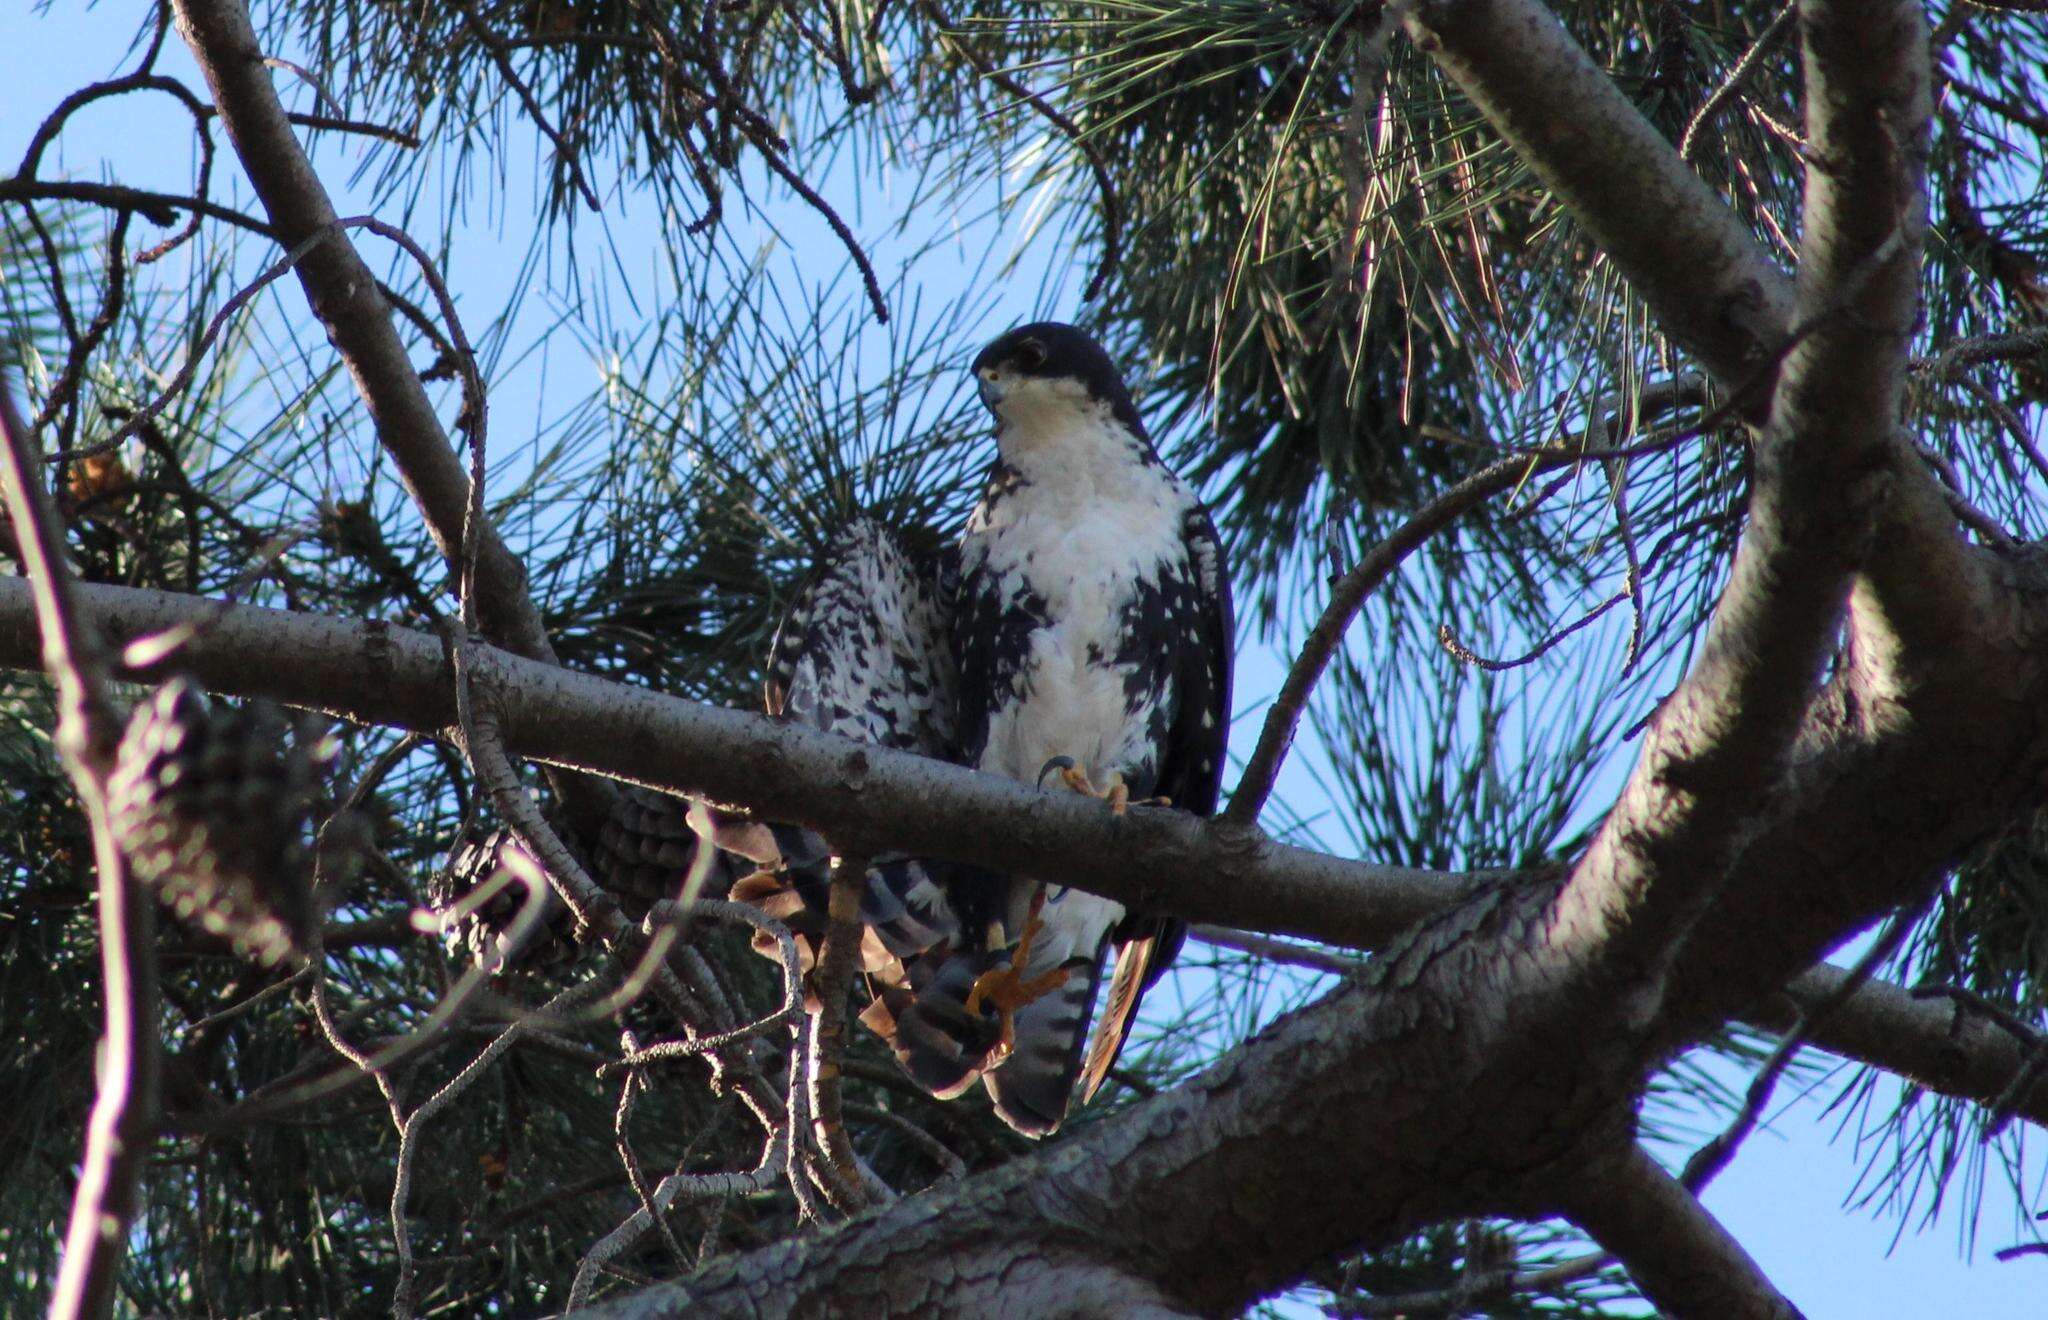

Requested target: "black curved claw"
[{"left": 1036, "top": 754, "right": 1079, "bottom": 788}]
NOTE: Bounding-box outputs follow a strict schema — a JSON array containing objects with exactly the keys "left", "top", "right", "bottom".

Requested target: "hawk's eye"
[{"left": 1015, "top": 339, "right": 1048, "bottom": 370}]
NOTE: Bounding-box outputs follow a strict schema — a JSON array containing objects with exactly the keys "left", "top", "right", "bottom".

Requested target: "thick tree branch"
[
  {"left": 0, "top": 577, "right": 1477, "bottom": 947},
  {"left": 1768, "top": 965, "right": 2048, "bottom": 1128},
  {"left": 4, "top": 577, "right": 2047, "bottom": 1132},
  {"left": 165, "top": 0, "right": 560, "bottom": 669},
  {"left": 1391, "top": 0, "right": 1794, "bottom": 384},
  {"left": 1569, "top": 1146, "right": 1803, "bottom": 1320}
]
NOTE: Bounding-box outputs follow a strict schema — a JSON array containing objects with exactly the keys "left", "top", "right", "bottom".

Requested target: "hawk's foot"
[
  {"left": 1037, "top": 755, "right": 1169, "bottom": 816},
  {"left": 964, "top": 897, "right": 1070, "bottom": 1056}
]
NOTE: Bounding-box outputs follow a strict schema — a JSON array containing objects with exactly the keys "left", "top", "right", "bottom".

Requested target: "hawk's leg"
[
  {"left": 1038, "top": 754, "right": 1169, "bottom": 816},
  {"left": 964, "top": 888, "right": 1070, "bottom": 1056}
]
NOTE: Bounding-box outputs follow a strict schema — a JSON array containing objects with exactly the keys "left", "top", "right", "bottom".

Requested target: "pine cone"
[
  {"left": 107, "top": 678, "right": 321, "bottom": 966},
  {"left": 429, "top": 827, "right": 581, "bottom": 975}
]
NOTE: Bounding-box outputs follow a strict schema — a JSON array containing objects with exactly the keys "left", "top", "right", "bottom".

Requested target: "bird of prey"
[
  {"left": 721, "top": 322, "right": 1233, "bottom": 1137},
  {"left": 925, "top": 321, "right": 1233, "bottom": 1134}
]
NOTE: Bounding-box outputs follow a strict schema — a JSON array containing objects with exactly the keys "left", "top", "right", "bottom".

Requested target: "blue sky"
[{"left": 6, "top": 3, "right": 2044, "bottom": 1315}]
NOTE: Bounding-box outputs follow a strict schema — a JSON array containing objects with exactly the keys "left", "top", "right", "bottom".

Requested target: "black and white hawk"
[{"left": 723, "top": 323, "right": 1233, "bottom": 1137}]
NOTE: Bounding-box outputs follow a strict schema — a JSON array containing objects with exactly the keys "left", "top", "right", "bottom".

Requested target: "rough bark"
[{"left": 1569, "top": 1147, "right": 1804, "bottom": 1320}]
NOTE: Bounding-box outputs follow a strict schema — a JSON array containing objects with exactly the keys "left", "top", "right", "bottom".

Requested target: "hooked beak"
[{"left": 977, "top": 370, "right": 1006, "bottom": 413}]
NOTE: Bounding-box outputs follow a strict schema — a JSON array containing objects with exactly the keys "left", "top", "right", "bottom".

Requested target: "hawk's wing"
[{"left": 716, "top": 518, "right": 964, "bottom": 969}]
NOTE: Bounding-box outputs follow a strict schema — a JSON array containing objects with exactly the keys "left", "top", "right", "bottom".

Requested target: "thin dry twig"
[
  {"left": 386, "top": 975, "right": 611, "bottom": 1319},
  {"left": 1192, "top": 924, "right": 1366, "bottom": 975},
  {"left": 569, "top": 1133, "right": 787, "bottom": 1309},
  {"left": 48, "top": 210, "right": 484, "bottom": 465},
  {"left": 1236, "top": 240, "right": 1911, "bottom": 830},
  {"left": 613, "top": 1027, "right": 695, "bottom": 1276},
  {"left": 844, "top": 1102, "right": 969, "bottom": 1179},
  {"left": 1606, "top": 461, "right": 1646, "bottom": 674},
  {"left": 1679, "top": 5, "right": 1797, "bottom": 164},
  {"left": 1436, "top": 589, "right": 1630, "bottom": 673},
  {"left": 1225, "top": 429, "right": 1684, "bottom": 825},
  {"left": 915, "top": 0, "right": 1122, "bottom": 301},
  {"left": 15, "top": 72, "right": 218, "bottom": 266},
  {"left": 806, "top": 853, "right": 879, "bottom": 1212},
  {"left": 1913, "top": 440, "right": 2017, "bottom": 547},
  {"left": 450, "top": 0, "right": 603, "bottom": 211},
  {"left": 1677, "top": 893, "right": 1935, "bottom": 1195},
  {"left": 1, "top": 367, "right": 158, "bottom": 1320},
  {"left": 1949, "top": 372, "right": 2048, "bottom": 492}
]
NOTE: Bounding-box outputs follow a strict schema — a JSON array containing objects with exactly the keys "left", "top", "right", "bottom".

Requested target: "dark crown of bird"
[{"left": 971, "top": 321, "right": 1150, "bottom": 445}]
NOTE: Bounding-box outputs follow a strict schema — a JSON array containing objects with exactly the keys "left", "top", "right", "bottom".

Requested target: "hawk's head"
[{"left": 972, "top": 322, "right": 1148, "bottom": 447}]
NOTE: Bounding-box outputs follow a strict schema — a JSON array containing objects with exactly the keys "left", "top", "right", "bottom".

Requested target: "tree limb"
[
  {"left": 1569, "top": 1145, "right": 1804, "bottom": 1320},
  {"left": 164, "top": 0, "right": 572, "bottom": 673},
  {"left": 1, "top": 372, "right": 158, "bottom": 1320},
  {"left": 5, "top": 576, "right": 2048, "bottom": 1135},
  {"left": 0, "top": 576, "right": 1480, "bottom": 948}
]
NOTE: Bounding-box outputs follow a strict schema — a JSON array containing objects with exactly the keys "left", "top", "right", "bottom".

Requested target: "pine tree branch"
[
  {"left": 0, "top": 371, "right": 158, "bottom": 1320},
  {"left": 1769, "top": 967, "right": 2048, "bottom": 1128},
  {"left": 0, "top": 573, "right": 1478, "bottom": 947},
  {"left": 1392, "top": 0, "right": 1984, "bottom": 672},
  {"left": 167, "top": 0, "right": 625, "bottom": 831},
  {"left": 1569, "top": 1146, "right": 1804, "bottom": 1320},
  {"left": 6, "top": 576, "right": 2047, "bottom": 1141}
]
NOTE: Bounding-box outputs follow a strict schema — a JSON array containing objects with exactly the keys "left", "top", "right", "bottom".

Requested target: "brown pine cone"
[{"left": 107, "top": 678, "right": 322, "bottom": 966}]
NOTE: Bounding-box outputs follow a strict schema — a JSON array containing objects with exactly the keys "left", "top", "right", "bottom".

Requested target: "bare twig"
[
  {"left": 807, "top": 853, "right": 878, "bottom": 1212},
  {"left": 1229, "top": 378, "right": 1715, "bottom": 826},
  {"left": 1436, "top": 589, "right": 1629, "bottom": 673},
  {"left": 1913, "top": 440, "right": 2016, "bottom": 547},
  {"left": 15, "top": 72, "right": 217, "bottom": 265},
  {"left": 844, "top": 1103, "right": 968, "bottom": 1179},
  {"left": 387, "top": 975, "right": 611, "bottom": 1319},
  {"left": 259, "top": 55, "right": 346, "bottom": 117},
  {"left": 915, "top": 0, "right": 1122, "bottom": 301},
  {"left": 53, "top": 224, "right": 339, "bottom": 463},
  {"left": 449, "top": 0, "right": 603, "bottom": 211},
  {"left": 1679, "top": 6, "right": 1797, "bottom": 164},
  {"left": 613, "top": 1028, "right": 694, "bottom": 1276},
  {"left": 1607, "top": 461, "right": 1645, "bottom": 674},
  {"left": 570, "top": 1134, "right": 787, "bottom": 1309},
  {"left": 1, "top": 368, "right": 158, "bottom": 1320},
  {"left": 1191, "top": 924, "right": 1365, "bottom": 975},
  {"left": 0, "top": 178, "right": 277, "bottom": 242}
]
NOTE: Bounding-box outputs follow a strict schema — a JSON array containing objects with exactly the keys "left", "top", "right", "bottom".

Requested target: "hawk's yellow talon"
[
  {"left": 964, "top": 894, "right": 1072, "bottom": 1055},
  {"left": 1053, "top": 763, "right": 1172, "bottom": 816}
]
